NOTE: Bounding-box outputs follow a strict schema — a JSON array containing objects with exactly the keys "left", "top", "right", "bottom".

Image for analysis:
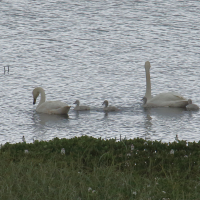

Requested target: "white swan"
[
  {"left": 102, "top": 100, "right": 119, "bottom": 112},
  {"left": 73, "top": 100, "right": 90, "bottom": 111},
  {"left": 186, "top": 99, "right": 199, "bottom": 111},
  {"left": 32, "top": 87, "right": 70, "bottom": 115},
  {"left": 143, "top": 61, "right": 188, "bottom": 108}
]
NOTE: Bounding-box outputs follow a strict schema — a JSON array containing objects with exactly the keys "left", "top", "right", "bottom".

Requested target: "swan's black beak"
[{"left": 33, "top": 98, "right": 36, "bottom": 105}]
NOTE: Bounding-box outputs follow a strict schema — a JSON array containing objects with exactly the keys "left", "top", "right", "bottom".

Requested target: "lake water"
[{"left": 1, "top": 0, "right": 200, "bottom": 144}]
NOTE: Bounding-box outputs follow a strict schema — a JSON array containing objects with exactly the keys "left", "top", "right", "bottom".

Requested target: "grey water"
[{"left": 1, "top": 0, "right": 200, "bottom": 144}]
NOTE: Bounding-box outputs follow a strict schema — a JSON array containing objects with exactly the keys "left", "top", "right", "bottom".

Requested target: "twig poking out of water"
[
  {"left": 4, "top": 65, "right": 9, "bottom": 74},
  {"left": 22, "top": 136, "right": 26, "bottom": 143}
]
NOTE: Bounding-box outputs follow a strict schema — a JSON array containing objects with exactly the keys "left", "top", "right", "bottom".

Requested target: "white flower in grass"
[
  {"left": 170, "top": 149, "right": 174, "bottom": 155},
  {"left": 132, "top": 191, "right": 137, "bottom": 195},
  {"left": 162, "top": 191, "right": 166, "bottom": 194},
  {"left": 88, "top": 187, "right": 92, "bottom": 192},
  {"left": 24, "top": 150, "right": 29, "bottom": 154},
  {"left": 92, "top": 190, "right": 96, "bottom": 193},
  {"left": 175, "top": 134, "right": 178, "bottom": 142},
  {"left": 61, "top": 148, "right": 65, "bottom": 155},
  {"left": 22, "top": 136, "right": 26, "bottom": 143}
]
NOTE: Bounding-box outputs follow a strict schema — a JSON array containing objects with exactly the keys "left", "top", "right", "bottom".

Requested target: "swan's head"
[
  {"left": 32, "top": 87, "right": 40, "bottom": 104},
  {"left": 142, "top": 96, "right": 147, "bottom": 105},
  {"left": 145, "top": 61, "right": 151, "bottom": 71},
  {"left": 188, "top": 99, "right": 192, "bottom": 104},
  {"left": 74, "top": 100, "right": 80, "bottom": 106},
  {"left": 102, "top": 100, "right": 108, "bottom": 107}
]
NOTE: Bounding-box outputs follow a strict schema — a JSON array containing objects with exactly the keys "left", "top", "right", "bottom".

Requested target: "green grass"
[{"left": 0, "top": 136, "right": 200, "bottom": 200}]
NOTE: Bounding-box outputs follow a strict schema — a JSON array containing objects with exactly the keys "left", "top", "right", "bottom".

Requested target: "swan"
[
  {"left": 102, "top": 100, "right": 119, "bottom": 112},
  {"left": 32, "top": 87, "right": 70, "bottom": 115},
  {"left": 143, "top": 61, "right": 188, "bottom": 108},
  {"left": 186, "top": 99, "right": 199, "bottom": 111},
  {"left": 73, "top": 100, "right": 90, "bottom": 111}
]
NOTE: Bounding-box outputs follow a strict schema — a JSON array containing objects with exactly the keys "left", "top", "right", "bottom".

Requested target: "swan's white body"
[
  {"left": 32, "top": 87, "right": 70, "bottom": 115},
  {"left": 102, "top": 100, "right": 119, "bottom": 112},
  {"left": 73, "top": 100, "right": 90, "bottom": 111},
  {"left": 143, "top": 61, "right": 188, "bottom": 108},
  {"left": 186, "top": 99, "right": 199, "bottom": 111}
]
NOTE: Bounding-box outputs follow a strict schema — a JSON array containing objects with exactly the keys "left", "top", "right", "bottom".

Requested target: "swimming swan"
[
  {"left": 32, "top": 87, "right": 70, "bottom": 115},
  {"left": 143, "top": 61, "right": 188, "bottom": 108},
  {"left": 102, "top": 100, "right": 119, "bottom": 112},
  {"left": 186, "top": 99, "right": 199, "bottom": 111},
  {"left": 73, "top": 100, "right": 90, "bottom": 111}
]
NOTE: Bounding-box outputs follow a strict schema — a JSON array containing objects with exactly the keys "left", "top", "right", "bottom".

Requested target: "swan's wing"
[
  {"left": 146, "top": 92, "right": 188, "bottom": 108},
  {"left": 144, "top": 100, "right": 188, "bottom": 108},
  {"left": 167, "top": 100, "right": 189, "bottom": 108},
  {"left": 168, "top": 92, "right": 187, "bottom": 100},
  {"left": 36, "top": 101, "right": 68, "bottom": 113},
  {"left": 49, "top": 106, "right": 71, "bottom": 114},
  {"left": 150, "top": 92, "right": 186, "bottom": 102}
]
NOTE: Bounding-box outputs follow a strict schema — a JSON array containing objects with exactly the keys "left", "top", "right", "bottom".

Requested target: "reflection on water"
[
  {"left": 143, "top": 109, "right": 152, "bottom": 141},
  {"left": 32, "top": 112, "right": 69, "bottom": 126}
]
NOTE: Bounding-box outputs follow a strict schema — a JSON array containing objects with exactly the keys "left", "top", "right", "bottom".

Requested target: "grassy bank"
[{"left": 0, "top": 136, "right": 200, "bottom": 200}]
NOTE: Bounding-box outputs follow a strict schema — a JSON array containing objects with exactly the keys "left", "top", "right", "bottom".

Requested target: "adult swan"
[
  {"left": 143, "top": 61, "right": 188, "bottom": 108},
  {"left": 32, "top": 87, "right": 71, "bottom": 115}
]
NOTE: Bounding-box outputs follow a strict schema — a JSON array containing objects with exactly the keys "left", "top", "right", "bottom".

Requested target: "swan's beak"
[{"left": 33, "top": 98, "right": 36, "bottom": 105}]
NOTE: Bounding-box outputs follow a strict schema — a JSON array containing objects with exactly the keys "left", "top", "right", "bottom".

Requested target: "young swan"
[
  {"left": 73, "top": 100, "right": 90, "bottom": 111},
  {"left": 102, "top": 100, "right": 119, "bottom": 112},
  {"left": 186, "top": 99, "right": 199, "bottom": 111},
  {"left": 32, "top": 87, "right": 70, "bottom": 115}
]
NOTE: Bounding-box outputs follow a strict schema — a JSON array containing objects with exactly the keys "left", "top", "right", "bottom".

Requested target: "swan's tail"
[{"left": 62, "top": 106, "right": 71, "bottom": 114}]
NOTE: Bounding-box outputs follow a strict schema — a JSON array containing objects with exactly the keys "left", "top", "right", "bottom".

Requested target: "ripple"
[{"left": 0, "top": 0, "right": 200, "bottom": 144}]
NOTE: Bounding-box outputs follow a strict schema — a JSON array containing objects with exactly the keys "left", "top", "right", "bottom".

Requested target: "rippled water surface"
[{"left": 1, "top": 0, "right": 200, "bottom": 144}]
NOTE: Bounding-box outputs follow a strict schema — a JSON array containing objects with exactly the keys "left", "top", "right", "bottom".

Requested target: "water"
[{"left": 1, "top": 0, "right": 200, "bottom": 144}]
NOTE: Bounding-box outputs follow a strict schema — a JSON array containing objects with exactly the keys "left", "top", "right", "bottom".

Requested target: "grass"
[{"left": 0, "top": 136, "right": 200, "bottom": 200}]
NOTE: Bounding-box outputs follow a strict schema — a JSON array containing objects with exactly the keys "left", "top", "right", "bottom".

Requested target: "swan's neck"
[
  {"left": 37, "top": 87, "right": 46, "bottom": 108},
  {"left": 145, "top": 68, "right": 151, "bottom": 100}
]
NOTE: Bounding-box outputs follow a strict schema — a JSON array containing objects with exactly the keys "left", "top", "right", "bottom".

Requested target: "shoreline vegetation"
[{"left": 1, "top": 136, "right": 200, "bottom": 200}]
